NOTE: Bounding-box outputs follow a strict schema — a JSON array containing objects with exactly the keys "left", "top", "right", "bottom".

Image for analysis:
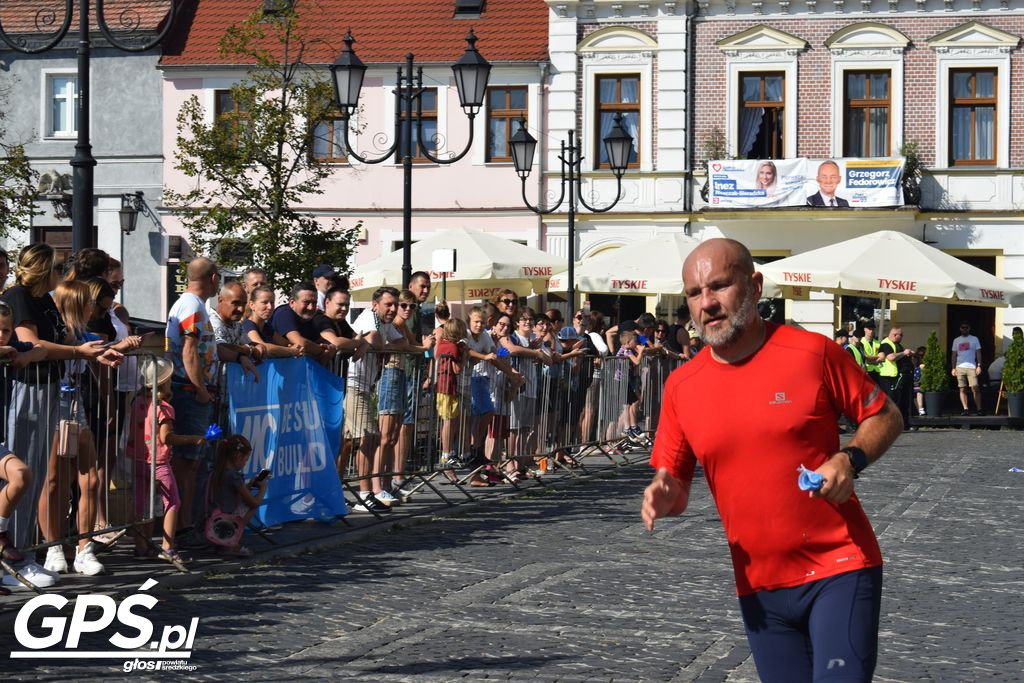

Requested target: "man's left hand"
[
  {"left": 811, "top": 452, "right": 856, "bottom": 504},
  {"left": 240, "top": 355, "right": 260, "bottom": 383}
]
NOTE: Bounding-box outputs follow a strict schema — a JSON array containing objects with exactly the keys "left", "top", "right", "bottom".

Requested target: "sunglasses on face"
[
  {"left": 398, "top": 303, "right": 416, "bottom": 309},
  {"left": 574, "top": 314, "right": 583, "bottom": 320},
  {"left": 501, "top": 298, "right": 518, "bottom": 305}
]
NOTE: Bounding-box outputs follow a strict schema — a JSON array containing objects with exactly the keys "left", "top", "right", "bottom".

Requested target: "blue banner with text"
[{"left": 226, "top": 357, "right": 348, "bottom": 525}]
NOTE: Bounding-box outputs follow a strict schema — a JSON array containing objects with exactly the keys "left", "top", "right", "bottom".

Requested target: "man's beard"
[{"left": 694, "top": 287, "right": 758, "bottom": 348}]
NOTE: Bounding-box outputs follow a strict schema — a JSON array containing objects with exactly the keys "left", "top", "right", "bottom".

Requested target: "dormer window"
[{"left": 455, "top": 0, "right": 485, "bottom": 18}]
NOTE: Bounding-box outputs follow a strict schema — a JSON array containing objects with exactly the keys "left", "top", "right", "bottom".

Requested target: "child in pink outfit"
[{"left": 128, "top": 357, "right": 204, "bottom": 564}]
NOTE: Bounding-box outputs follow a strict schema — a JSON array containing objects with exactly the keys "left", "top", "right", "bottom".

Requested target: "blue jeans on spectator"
[{"left": 171, "top": 383, "right": 213, "bottom": 526}]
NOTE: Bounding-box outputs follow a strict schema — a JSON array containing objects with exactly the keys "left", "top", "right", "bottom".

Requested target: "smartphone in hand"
[{"left": 254, "top": 469, "right": 271, "bottom": 483}]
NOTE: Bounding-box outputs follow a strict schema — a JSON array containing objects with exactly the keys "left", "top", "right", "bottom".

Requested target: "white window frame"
[
  {"left": 934, "top": 54, "right": 1009, "bottom": 169},
  {"left": 927, "top": 22, "right": 1019, "bottom": 169},
  {"left": 830, "top": 58, "right": 904, "bottom": 159},
  {"left": 825, "top": 23, "right": 908, "bottom": 159},
  {"left": 718, "top": 26, "right": 805, "bottom": 161},
  {"left": 581, "top": 60, "right": 653, "bottom": 173},
  {"left": 41, "top": 69, "right": 79, "bottom": 139},
  {"left": 579, "top": 27, "right": 656, "bottom": 174},
  {"left": 726, "top": 59, "right": 797, "bottom": 161}
]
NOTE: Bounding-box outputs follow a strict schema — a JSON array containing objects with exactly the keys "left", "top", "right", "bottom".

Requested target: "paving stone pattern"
[{"left": 7, "top": 431, "right": 1023, "bottom": 681}]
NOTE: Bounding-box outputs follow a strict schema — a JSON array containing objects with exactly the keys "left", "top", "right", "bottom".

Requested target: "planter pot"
[
  {"left": 923, "top": 391, "right": 944, "bottom": 417},
  {"left": 1008, "top": 391, "right": 1024, "bottom": 418}
]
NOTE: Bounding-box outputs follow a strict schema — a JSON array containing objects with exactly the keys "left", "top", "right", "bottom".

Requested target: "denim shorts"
[
  {"left": 403, "top": 375, "right": 417, "bottom": 425},
  {"left": 170, "top": 384, "right": 213, "bottom": 461},
  {"left": 470, "top": 376, "right": 495, "bottom": 416},
  {"left": 378, "top": 367, "right": 406, "bottom": 416}
]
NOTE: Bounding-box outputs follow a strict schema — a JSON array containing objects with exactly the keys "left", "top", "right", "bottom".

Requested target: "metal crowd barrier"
[
  {"left": 322, "top": 346, "right": 677, "bottom": 517},
  {"left": 0, "top": 351, "right": 172, "bottom": 591}
]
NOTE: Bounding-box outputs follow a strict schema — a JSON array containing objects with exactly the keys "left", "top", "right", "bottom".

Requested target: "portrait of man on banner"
[{"left": 807, "top": 159, "right": 849, "bottom": 208}]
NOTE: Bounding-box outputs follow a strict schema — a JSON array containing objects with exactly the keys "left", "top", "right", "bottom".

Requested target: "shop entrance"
[{"left": 588, "top": 294, "right": 646, "bottom": 325}]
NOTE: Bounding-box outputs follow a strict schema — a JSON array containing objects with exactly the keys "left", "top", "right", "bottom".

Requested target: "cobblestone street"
[{"left": 7, "top": 430, "right": 1024, "bottom": 681}]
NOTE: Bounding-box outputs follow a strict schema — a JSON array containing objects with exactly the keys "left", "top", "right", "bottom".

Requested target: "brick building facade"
[{"left": 690, "top": 0, "right": 1024, "bottom": 357}]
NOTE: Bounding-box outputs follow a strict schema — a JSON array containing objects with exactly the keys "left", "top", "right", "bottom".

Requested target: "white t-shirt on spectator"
[
  {"left": 463, "top": 331, "right": 495, "bottom": 381},
  {"left": 349, "top": 308, "right": 403, "bottom": 392},
  {"left": 952, "top": 334, "right": 981, "bottom": 368}
]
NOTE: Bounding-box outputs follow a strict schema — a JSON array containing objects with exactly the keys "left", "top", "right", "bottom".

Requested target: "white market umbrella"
[
  {"left": 546, "top": 233, "right": 785, "bottom": 298},
  {"left": 758, "top": 230, "right": 1024, "bottom": 335},
  {"left": 349, "top": 227, "right": 563, "bottom": 301}
]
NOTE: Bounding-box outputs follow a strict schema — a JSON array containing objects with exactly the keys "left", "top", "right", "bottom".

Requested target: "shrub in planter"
[
  {"left": 919, "top": 331, "right": 948, "bottom": 416},
  {"left": 1002, "top": 330, "right": 1024, "bottom": 417}
]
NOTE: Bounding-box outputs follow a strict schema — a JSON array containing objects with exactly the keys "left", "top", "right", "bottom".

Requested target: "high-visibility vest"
[
  {"left": 847, "top": 344, "right": 865, "bottom": 369},
  {"left": 862, "top": 338, "right": 881, "bottom": 372},
  {"left": 878, "top": 339, "right": 900, "bottom": 378}
]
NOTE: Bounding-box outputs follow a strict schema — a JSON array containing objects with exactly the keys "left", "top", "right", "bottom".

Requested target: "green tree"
[
  {"left": 165, "top": 6, "right": 360, "bottom": 289},
  {"left": 0, "top": 79, "right": 39, "bottom": 237}
]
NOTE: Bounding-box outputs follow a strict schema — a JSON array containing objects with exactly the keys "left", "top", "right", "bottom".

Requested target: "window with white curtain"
[
  {"left": 950, "top": 68, "right": 996, "bottom": 166},
  {"left": 739, "top": 72, "right": 784, "bottom": 160},
  {"left": 844, "top": 71, "right": 890, "bottom": 158},
  {"left": 595, "top": 75, "right": 640, "bottom": 169},
  {"left": 48, "top": 75, "right": 78, "bottom": 136}
]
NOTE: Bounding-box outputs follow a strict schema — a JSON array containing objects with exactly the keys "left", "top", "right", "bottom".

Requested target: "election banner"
[
  {"left": 707, "top": 157, "right": 904, "bottom": 209},
  {"left": 226, "top": 357, "right": 348, "bottom": 525}
]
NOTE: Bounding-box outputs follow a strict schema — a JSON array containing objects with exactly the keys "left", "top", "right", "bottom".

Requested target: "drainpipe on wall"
[
  {"left": 683, "top": 3, "right": 696, "bottom": 237},
  {"left": 538, "top": 61, "right": 550, "bottom": 253}
]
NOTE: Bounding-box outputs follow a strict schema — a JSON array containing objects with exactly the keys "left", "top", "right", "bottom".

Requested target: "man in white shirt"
[
  {"left": 950, "top": 321, "right": 983, "bottom": 415},
  {"left": 347, "top": 287, "right": 406, "bottom": 511}
]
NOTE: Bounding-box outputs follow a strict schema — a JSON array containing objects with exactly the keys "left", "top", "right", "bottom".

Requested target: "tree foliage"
[
  {"left": 165, "top": 6, "right": 360, "bottom": 289},
  {"left": 0, "top": 81, "right": 39, "bottom": 237}
]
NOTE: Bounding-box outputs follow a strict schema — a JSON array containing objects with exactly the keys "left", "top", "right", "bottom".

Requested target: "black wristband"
[{"left": 841, "top": 446, "right": 869, "bottom": 478}]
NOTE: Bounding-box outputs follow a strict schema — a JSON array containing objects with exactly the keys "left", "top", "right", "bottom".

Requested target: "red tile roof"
[
  {"left": 160, "top": 0, "right": 549, "bottom": 67},
  {"left": 0, "top": 1, "right": 169, "bottom": 36}
]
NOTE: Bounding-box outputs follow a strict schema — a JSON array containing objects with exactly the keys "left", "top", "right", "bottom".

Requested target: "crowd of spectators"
[{"left": 0, "top": 245, "right": 694, "bottom": 590}]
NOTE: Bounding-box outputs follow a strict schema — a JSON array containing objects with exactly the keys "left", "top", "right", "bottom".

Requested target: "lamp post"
[
  {"left": 330, "top": 30, "right": 490, "bottom": 289},
  {"left": 0, "top": 1, "right": 181, "bottom": 253},
  {"left": 509, "top": 116, "right": 633, "bottom": 309}
]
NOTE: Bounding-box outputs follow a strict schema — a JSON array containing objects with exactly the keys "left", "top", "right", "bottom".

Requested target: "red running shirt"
[{"left": 650, "top": 323, "right": 887, "bottom": 596}]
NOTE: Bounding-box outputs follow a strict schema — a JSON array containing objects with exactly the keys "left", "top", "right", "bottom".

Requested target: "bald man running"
[{"left": 642, "top": 238, "right": 903, "bottom": 682}]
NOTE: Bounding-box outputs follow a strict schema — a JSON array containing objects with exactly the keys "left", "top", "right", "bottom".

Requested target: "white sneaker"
[
  {"left": 73, "top": 542, "right": 105, "bottom": 576},
  {"left": 374, "top": 490, "right": 399, "bottom": 507},
  {"left": 3, "top": 561, "right": 57, "bottom": 589},
  {"left": 44, "top": 545, "right": 68, "bottom": 574}
]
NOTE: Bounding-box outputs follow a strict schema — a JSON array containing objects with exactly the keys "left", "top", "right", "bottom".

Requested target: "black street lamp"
[
  {"left": 330, "top": 30, "right": 491, "bottom": 288},
  {"left": 0, "top": 1, "right": 181, "bottom": 253},
  {"left": 119, "top": 191, "right": 145, "bottom": 235},
  {"left": 510, "top": 115, "right": 633, "bottom": 308}
]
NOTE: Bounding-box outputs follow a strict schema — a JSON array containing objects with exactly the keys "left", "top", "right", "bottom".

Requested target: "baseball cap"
[{"left": 312, "top": 264, "right": 336, "bottom": 279}]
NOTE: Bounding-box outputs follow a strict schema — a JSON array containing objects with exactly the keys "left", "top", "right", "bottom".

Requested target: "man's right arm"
[
  {"left": 181, "top": 334, "right": 211, "bottom": 403},
  {"left": 642, "top": 380, "right": 694, "bottom": 531}
]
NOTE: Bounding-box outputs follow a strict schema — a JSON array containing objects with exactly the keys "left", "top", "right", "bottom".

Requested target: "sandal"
[
  {"left": 468, "top": 477, "right": 491, "bottom": 487},
  {"left": 159, "top": 548, "right": 188, "bottom": 564}
]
